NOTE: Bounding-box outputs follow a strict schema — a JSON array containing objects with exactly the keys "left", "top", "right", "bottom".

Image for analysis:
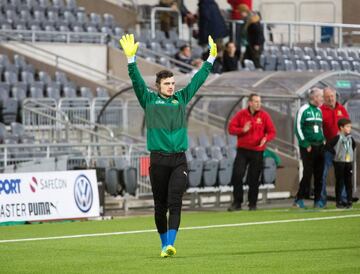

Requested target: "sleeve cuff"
[
  {"left": 127, "top": 56, "right": 136, "bottom": 63},
  {"left": 207, "top": 55, "right": 216, "bottom": 64}
]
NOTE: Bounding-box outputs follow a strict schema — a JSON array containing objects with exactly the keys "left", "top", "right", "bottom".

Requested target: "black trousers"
[
  {"left": 149, "top": 151, "right": 188, "bottom": 234},
  {"left": 243, "top": 45, "right": 263, "bottom": 69},
  {"left": 334, "top": 162, "right": 353, "bottom": 205},
  {"left": 230, "top": 148, "right": 263, "bottom": 207},
  {"left": 296, "top": 145, "right": 324, "bottom": 201}
]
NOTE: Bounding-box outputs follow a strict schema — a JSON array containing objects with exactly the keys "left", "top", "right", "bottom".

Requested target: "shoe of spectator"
[
  {"left": 293, "top": 199, "right": 305, "bottom": 208},
  {"left": 248, "top": 205, "right": 257, "bottom": 211},
  {"left": 165, "top": 245, "right": 176, "bottom": 257},
  {"left": 336, "top": 203, "right": 346, "bottom": 209},
  {"left": 346, "top": 203, "right": 353, "bottom": 209},
  {"left": 352, "top": 197, "right": 359, "bottom": 203},
  {"left": 314, "top": 200, "right": 325, "bottom": 208},
  {"left": 228, "top": 203, "right": 242, "bottom": 212}
]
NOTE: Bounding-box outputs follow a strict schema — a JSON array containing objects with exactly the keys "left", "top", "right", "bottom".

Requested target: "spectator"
[
  {"left": 198, "top": 0, "right": 229, "bottom": 46},
  {"left": 119, "top": 33, "right": 217, "bottom": 258},
  {"left": 159, "top": 0, "right": 178, "bottom": 38},
  {"left": 223, "top": 41, "right": 240, "bottom": 72},
  {"left": 326, "top": 118, "right": 356, "bottom": 208},
  {"left": 228, "top": 93, "right": 276, "bottom": 211},
  {"left": 227, "top": 0, "right": 253, "bottom": 48},
  {"left": 177, "top": 0, "right": 197, "bottom": 28},
  {"left": 238, "top": 4, "right": 264, "bottom": 69},
  {"left": 228, "top": 0, "right": 253, "bottom": 20},
  {"left": 320, "top": 87, "right": 349, "bottom": 207},
  {"left": 294, "top": 88, "right": 325, "bottom": 209},
  {"left": 174, "top": 44, "right": 193, "bottom": 73},
  {"left": 202, "top": 41, "right": 224, "bottom": 74},
  {"left": 159, "top": 0, "right": 196, "bottom": 38}
]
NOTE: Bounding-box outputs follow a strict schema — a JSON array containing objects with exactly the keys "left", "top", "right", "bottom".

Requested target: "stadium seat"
[
  {"left": 4, "top": 71, "right": 18, "bottom": 85},
  {"left": 21, "top": 71, "right": 35, "bottom": 84},
  {"left": 63, "top": 86, "right": 77, "bottom": 98},
  {"left": 244, "top": 59, "right": 256, "bottom": 71},
  {"left": 96, "top": 87, "right": 109, "bottom": 98},
  {"left": 11, "top": 85, "right": 27, "bottom": 104},
  {"left": 295, "top": 60, "right": 307, "bottom": 71},
  {"left": 192, "top": 136, "right": 218, "bottom": 187},
  {"left": 103, "top": 13, "right": 115, "bottom": 28},
  {"left": 0, "top": 83, "right": 10, "bottom": 102},
  {"left": 330, "top": 60, "right": 341, "bottom": 71},
  {"left": 1, "top": 98, "right": 18, "bottom": 125},
  {"left": 306, "top": 60, "right": 318, "bottom": 71},
  {"left": 0, "top": 122, "right": 11, "bottom": 143},
  {"left": 80, "top": 87, "right": 93, "bottom": 99},
  {"left": 185, "top": 149, "right": 203, "bottom": 188},
  {"left": 319, "top": 60, "right": 331, "bottom": 71},
  {"left": 304, "top": 47, "right": 316, "bottom": 59},
  {"left": 105, "top": 167, "right": 122, "bottom": 196},
  {"left": 45, "top": 85, "right": 61, "bottom": 101},
  {"left": 284, "top": 59, "right": 295, "bottom": 71},
  {"left": 352, "top": 61, "right": 360, "bottom": 72},
  {"left": 11, "top": 121, "right": 35, "bottom": 144},
  {"left": 29, "top": 86, "right": 44, "bottom": 98},
  {"left": 262, "top": 157, "right": 277, "bottom": 184},
  {"left": 264, "top": 54, "right": 277, "bottom": 71},
  {"left": 211, "top": 145, "right": 232, "bottom": 186},
  {"left": 341, "top": 60, "right": 352, "bottom": 71}
]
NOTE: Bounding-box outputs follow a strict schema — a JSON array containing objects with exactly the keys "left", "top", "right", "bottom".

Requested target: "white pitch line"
[{"left": 1, "top": 214, "right": 359, "bottom": 244}]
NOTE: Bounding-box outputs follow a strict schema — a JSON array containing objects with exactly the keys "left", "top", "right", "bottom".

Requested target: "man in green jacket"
[
  {"left": 120, "top": 34, "right": 217, "bottom": 258},
  {"left": 294, "top": 87, "right": 325, "bottom": 208}
]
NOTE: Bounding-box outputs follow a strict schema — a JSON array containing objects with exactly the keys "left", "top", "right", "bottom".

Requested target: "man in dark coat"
[{"left": 198, "top": 0, "right": 229, "bottom": 46}]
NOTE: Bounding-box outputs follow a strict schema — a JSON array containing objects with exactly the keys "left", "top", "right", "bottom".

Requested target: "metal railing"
[
  {"left": 0, "top": 29, "right": 108, "bottom": 44},
  {"left": 150, "top": 7, "right": 183, "bottom": 39},
  {"left": 228, "top": 20, "right": 360, "bottom": 48},
  {"left": 0, "top": 142, "right": 130, "bottom": 168},
  {"left": 22, "top": 99, "right": 116, "bottom": 143}
]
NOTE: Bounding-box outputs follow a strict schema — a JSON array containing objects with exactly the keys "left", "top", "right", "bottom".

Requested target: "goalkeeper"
[{"left": 120, "top": 34, "right": 217, "bottom": 258}]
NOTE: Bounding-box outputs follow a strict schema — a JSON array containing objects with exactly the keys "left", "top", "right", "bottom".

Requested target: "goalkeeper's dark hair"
[{"left": 156, "top": 70, "right": 174, "bottom": 84}]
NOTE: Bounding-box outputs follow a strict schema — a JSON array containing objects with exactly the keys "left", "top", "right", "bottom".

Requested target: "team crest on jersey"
[
  {"left": 337, "top": 110, "right": 343, "bottom": 116},
  {"left": 256, "top": 118, "right": 262, "bottom": 124},
  {"left": 172, "top": 99, "right": 179, "bottom": 105}
]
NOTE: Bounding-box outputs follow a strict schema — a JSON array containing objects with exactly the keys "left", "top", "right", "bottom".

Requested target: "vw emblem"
[{"left": 74, "top": 175, "right": 93, "bottom": 213}]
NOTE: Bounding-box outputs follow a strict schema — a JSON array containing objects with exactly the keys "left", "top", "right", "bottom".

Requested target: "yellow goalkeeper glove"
[
  {"left": 208, "top": 35, "right": 217, "bottom": 58},
  {"left": 119, "top": 34, "right": 139, "bottom": 58}
]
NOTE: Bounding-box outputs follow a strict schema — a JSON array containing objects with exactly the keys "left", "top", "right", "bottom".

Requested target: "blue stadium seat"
[
  {"left": 244, "top": 59, "right": 256, "bottom": 71},
  {"left": 185, "top": 149, "right": 203, "bottom": 188}
]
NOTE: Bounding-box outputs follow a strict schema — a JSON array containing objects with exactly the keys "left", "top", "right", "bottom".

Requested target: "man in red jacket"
[
  {"left": 320, "top": 87, "right": 349, "bottom": 207},
  {"left": 228, "top": 93, "right": 276, "bottom": 211}
]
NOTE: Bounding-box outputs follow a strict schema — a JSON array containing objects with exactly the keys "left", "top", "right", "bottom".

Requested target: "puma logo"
[{"left": 183, "top": 171, "right": 187, "bottom": 176}]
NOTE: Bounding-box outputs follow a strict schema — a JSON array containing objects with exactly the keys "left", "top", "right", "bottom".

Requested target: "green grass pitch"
[{"left": 1, "top": 205, "right": 360, "bottom": 274}]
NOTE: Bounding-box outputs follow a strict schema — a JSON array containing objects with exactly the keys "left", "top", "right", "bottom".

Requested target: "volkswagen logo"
[{"left": 74, "top": 175, "right": 93, "bottom": 213}]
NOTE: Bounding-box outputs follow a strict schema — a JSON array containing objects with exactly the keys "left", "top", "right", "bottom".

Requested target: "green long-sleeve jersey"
[
  {"left": 294, "top": 103, "right": 325, "bottom": 148},
  {"left": 128, "top": 61, "right": 212, "bottom": 152}
]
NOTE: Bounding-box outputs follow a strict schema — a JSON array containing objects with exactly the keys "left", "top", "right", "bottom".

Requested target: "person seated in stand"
[
  {"left": 223, "top": 41, "right": 240, "bottom": 72},
  {"left": 174, "top": 44, "right": 193, "bottom": 73}
]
